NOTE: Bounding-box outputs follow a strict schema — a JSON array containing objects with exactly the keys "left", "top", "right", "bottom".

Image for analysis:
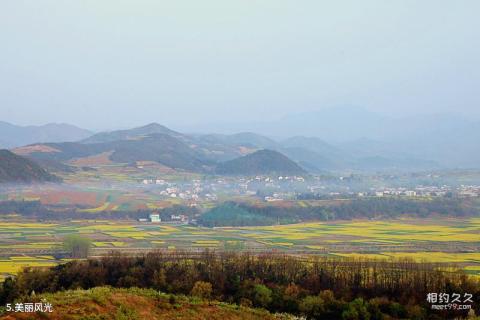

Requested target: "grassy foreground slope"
[{"left": 0, "top": 287, "right": 291, "bottom": 320}]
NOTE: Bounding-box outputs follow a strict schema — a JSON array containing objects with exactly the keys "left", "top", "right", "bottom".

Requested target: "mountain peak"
[{"left": 139, "top": 122, "right": 169, "bottom": 130}]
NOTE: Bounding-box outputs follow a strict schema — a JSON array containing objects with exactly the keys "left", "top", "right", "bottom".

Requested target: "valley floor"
[{"left": 0, "top": 217, "right": 479, "bottom": 280}]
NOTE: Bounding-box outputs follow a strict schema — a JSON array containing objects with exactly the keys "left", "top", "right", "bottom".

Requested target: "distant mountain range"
[
  {"left": 279, "top": 108, "right": 477, "bottom": 169},
  {"left": 0, "top": 150, "right": 60, "bottom": 183},
  {"left": 186, "top": 106, "right": 475, "bottom": 141},
  {"left": 12, "top": 122, "right": 439, "bottom": 175},
  {"left": 182, "top": 106, "right": 480, "bottom": 168},
  {"left": 0, "top": 121, "right": 92, "bottom": 148},
  {"left": 4, "top": 105, "right": 480, "bottom": 171},
  {"left": 7, "top": 103, "right": 480, "bottom": 175}
]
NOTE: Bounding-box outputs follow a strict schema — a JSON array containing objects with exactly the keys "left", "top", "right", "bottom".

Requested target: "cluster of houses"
[
  {"left": 373, "top": 189, "right": 420, "bottom": 197},
  {"left": 140, "top": 178, "right": 217, "bottom": 202},
  {"left": 457, "top": 185, "right": 480, "bottom": 197},
  {"left": 139, "top": 174, "right": 480, "bottom": 207},
  {"left": 139, "top": 175, "right": 309, "bottom": 203},
  {"left": 371, "top": 185, "right": 480, "bottom": 198},
  {"left": 142, "top": 179, "right": 166, "bottom": 185},
  {"left": 139, "top": 213, "right": 190, "bottom": 224}
]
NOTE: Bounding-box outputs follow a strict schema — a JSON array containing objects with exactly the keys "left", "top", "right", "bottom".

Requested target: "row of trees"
[
  {"left": 199, "top": 197, "right": 479, "bottom": 226},
  {"left": 1, "top": 251, "right": 478, "bottom": 319}
]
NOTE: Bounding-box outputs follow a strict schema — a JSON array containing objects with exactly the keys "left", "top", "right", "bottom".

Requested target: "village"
[{"left": 138, "top": 173, "right": 480, "bottom": 206}]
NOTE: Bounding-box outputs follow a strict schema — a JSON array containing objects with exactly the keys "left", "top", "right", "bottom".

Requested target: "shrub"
[
  {"left": 342, "top": 298, "right": 371, "bottom": 320},
  {"left": 299, "top": 295, "right": 325, "bottom": 319},
  {"left": 253, "top": 284, "right": 272, "bottom": 308},
  {"left": 190, "top": 281, "right": 213, "bottom": 300},
  {"left": 115, "top": 305, "right": 139, "bottom": 320}
]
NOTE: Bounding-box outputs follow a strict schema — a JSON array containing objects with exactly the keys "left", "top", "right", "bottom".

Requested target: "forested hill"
[
  {"left": 0, "top": 150, "right": 59, "bottom": 183},
  {"left": 216, "top": 149, "right": 307, "bottom": 176}
]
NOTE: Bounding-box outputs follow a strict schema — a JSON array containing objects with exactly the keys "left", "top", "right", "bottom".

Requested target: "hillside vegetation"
[
  {"left": 0, "top": 150, "right": 59, "bottom": 183},
  {"left": 0, "top": 287, "right": 289, "bottom": 320}
]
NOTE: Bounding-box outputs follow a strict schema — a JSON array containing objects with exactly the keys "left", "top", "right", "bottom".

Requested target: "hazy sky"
[{"left": 1, "top": 1, "right": 479, "bottom": 130}]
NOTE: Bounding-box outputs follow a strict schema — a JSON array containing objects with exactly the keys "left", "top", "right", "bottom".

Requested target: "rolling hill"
[
  {"left": 216, "top": 149, "right": 307, "bottom": 176},
  {"left": 0, "top": 150, "right": 59, "bottom": 183},
  {"left": 108, "top": 133, "right": 211, "bottom": 171},
  {"left": 14, "top": 124, "right": 274, "bottom": 174},
  {"left": 15, "top": 134, "right": 212, "bottom": 173}
]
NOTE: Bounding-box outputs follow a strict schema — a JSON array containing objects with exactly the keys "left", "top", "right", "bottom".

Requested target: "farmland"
[{"left": 0, "top": 217, "right": 479, "bottom": 280}]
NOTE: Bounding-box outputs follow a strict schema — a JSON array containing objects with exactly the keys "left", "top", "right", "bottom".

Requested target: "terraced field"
[{"left": 0, "top": 217, "right": 479, "bottom": 279}]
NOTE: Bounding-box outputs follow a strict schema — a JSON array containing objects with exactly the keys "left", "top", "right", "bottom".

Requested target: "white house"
[{"left": 149, "top": 214, "right": 161, "bottom": 223}]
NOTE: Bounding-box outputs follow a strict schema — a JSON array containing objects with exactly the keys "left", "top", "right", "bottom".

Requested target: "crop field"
[
  {"left": 0, "top": 218, "right": 479, "bottom": 279},
  {"left": 3, "top": 183, "right": 193, "bottom": 212},
  {"left": 0, "top": 256, "right": 58, "bottom": 281}
]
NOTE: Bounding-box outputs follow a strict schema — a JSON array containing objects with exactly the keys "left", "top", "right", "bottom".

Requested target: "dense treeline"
[
  {"left": 1, "top": 251, "right": 478, "bottom": 319},
  {"left": 199, "top": 198, "right": 479, "bottom": 226},
  {"left": 0, "top": 200, "right": 199, "bottom": 221}
]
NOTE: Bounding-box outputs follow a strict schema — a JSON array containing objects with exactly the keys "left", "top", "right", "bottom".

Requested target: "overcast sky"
[{"left": 1, "top": 1, "right": 479, "bottom": 130}]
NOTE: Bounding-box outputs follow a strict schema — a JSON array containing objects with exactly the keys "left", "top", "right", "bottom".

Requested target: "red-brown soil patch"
[{"left": 13, "top": 145, "right": 61, "bottom": 156}]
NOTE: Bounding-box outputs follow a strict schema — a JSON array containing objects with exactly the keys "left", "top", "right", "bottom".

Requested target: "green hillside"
[{"left": 216, "top": 150, "right": 307, "bottom": 176}]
